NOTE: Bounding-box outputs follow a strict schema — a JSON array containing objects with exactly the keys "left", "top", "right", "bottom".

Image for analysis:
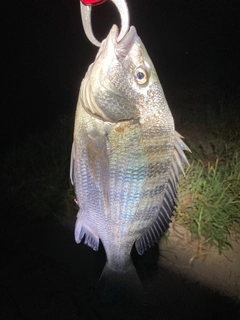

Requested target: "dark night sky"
[{"left": 2, "top": 0, "right": 240, "bottom": 151}]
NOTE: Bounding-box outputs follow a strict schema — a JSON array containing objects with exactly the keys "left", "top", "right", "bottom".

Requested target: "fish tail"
[{"left": 95, "top": 262, "right": 147, "bottom": 305}]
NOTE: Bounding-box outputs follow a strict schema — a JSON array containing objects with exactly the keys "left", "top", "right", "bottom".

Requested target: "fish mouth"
[{"left": 113, "top": 25, "right": 137, "bottom": 61}]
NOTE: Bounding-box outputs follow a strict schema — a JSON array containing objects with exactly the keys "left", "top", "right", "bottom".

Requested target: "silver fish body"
[{"left": 71, "top": 25, "right": 190, "bottom": 290}]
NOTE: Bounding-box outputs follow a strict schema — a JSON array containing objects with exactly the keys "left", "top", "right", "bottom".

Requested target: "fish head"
[{"left": 80, "top": 25, "right": 173, "bottom": 126}]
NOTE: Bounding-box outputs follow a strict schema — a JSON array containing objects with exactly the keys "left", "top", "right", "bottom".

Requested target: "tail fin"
[{"left": 95, "top": 262, "right": 147, "bottom": 305}]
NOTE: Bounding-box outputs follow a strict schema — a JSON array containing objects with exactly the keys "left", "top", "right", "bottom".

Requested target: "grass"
[
  {"left": 176, "top": 153, "right": 240, "bottom": 252},
  {"left": 173, "top": 92, "right": 240, "bottom": 252},
  {"left": 2, "top": 90, "right": 240, "bottom": 252}
]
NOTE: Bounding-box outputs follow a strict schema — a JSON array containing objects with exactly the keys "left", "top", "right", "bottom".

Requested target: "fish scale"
[
  {"left": 108, "top": 124, "right": 146, "bottom": 226},
  {"left": 70, "top": 25, "right": 190, "bottom": 298}
]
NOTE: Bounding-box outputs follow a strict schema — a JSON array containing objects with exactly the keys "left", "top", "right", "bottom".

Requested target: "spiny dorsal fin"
[{"left": 135, "top": 131, "right": 191, "bottom": 255}]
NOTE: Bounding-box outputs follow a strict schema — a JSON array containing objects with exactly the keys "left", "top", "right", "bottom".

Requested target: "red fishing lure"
[{"left": 80, "top": 0, "right": 106, "bottom": 6}]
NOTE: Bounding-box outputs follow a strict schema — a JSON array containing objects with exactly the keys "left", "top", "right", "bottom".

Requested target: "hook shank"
[{"left": 80, "top": 0, "right": 130, "bottom": 47}]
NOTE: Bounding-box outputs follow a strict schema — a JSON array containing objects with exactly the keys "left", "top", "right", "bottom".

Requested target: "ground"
[
  {"left": 1, "top": 84, "right": 239, "bottom": 319},
  {"left": 160, "top": 219, "right": 240, "bottom": 300},
  {"left": 1, "top": 208, "right": 239, "bottom": 320}
]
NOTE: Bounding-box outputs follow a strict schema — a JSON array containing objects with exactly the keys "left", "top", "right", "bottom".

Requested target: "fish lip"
[{"left": 112, "top": 25, "right": 137, "bottom": 61}]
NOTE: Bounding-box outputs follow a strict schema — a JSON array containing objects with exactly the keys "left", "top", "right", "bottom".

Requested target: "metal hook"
[{"left": 80, "top": 0, "right": 130, "bottom": 47}]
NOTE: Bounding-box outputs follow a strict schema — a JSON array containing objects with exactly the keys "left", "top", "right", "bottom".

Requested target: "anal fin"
[{"left": 75, "top": 213, "right": 99, "bottom": 251}]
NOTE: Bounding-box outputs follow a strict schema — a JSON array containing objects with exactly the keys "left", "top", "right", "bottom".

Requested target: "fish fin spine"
[
  {"left": 75, "top": 214, "right": 99, "bottom": 251},
  {"left": 135, "top": 131, "right": 191, "bottom": 255}
]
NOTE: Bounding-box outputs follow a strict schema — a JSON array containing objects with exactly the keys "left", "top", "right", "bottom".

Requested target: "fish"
[{"left": 70, "top": 24, "right": 190, "bottom": 300}]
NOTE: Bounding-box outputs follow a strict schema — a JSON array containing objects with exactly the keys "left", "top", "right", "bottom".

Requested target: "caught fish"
[{"left": 70, "top": 24, "right": 190, "bottom": 299}]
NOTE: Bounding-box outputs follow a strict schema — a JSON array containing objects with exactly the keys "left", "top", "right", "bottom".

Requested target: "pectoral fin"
[
  {"left": 86, "top": 129, "right": 110, "bottom": 215},
  {"left": 70, "top": 142, "right": 75, "bottom": 186}
]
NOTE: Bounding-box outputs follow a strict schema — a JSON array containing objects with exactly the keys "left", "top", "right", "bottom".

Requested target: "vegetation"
[
  {"left": 176, "top": 147, "right": 240, "bottom": 252},
  {"left": 2, "top": 92, "right": 240, "bottom": 252},
  {"left": 173, "top": 91, "right": 240, "bottom": 252}
]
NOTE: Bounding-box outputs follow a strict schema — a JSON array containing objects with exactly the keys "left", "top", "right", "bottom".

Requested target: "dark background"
[
  {"left": 2, "top": 0, "right": 240, "bottom": 151},
  {"left": 1, "top": 1, "right": 240, "bottom": 319}
]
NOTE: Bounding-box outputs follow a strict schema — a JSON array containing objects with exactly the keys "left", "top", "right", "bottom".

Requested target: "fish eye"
[{"left": 135, "top": 67, "right": 148, "bottom": 85}]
